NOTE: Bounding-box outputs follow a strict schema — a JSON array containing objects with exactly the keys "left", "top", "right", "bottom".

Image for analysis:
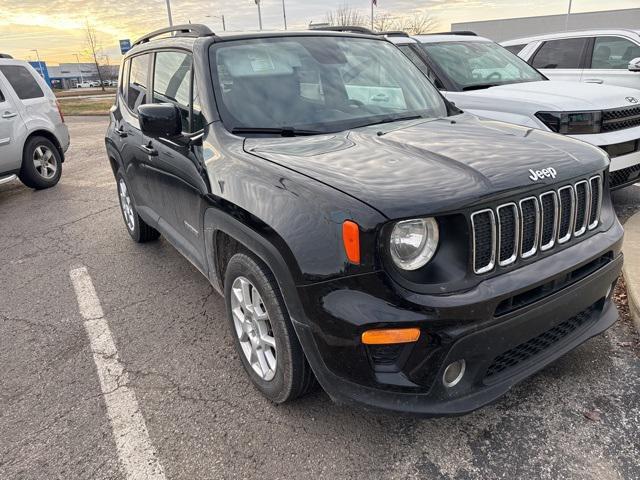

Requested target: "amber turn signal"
[
  {"left": 361, "top": 328, "right": 421, "bottom": 345},
  {"left": 342, "top": 220, "right": 360, "bottom": 264}
]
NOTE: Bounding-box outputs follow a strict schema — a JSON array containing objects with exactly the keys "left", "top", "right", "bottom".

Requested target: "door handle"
[
  {"left": 583, "top": 79, "right": 604, "bottom": 84},
  {"left": 1, "top": 111, "right": 17, "bottom": 119},
  {"left": 139, "top": 144, "right": 158, "bottom": 157},
  {"left": 114, "top": 127, "right": 127, "bottom": 138}
]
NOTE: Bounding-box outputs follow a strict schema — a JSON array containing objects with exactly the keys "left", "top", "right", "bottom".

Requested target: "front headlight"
[
  {"left": 389, "top": 218, "right": 439, "bottom": 270},
  {"left": 536, "top": 111, "right": 602, "bottom": 134}
]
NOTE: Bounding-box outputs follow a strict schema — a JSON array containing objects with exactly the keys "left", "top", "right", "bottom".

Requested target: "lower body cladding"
[{"left": 291, "top": 223, "right": 623, "bottom": 416}]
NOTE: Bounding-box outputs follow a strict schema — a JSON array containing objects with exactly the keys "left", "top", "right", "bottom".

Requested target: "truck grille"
[
  {"left": 610, "top": 164, "right": 640, "bottom": 190},
  {"left": 471, "top": 175, "right": 602, "bottom": 274},
  {"left": 601, "top": 105, "right": 640, "bottom": 133}
]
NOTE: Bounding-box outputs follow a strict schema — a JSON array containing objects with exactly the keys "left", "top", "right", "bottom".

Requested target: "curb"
[{"left": 622, "top": 211, "right": 640, "bottom": 333}]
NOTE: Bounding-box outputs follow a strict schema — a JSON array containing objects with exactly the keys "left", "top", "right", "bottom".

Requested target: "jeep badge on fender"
[{"left": 105, "top": 24, "right": 623, "bottom": 416}]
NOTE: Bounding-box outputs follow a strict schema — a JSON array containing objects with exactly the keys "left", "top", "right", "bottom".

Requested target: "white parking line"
[{"left": 70, "top": 266, "right": 166, "bottom": 480}]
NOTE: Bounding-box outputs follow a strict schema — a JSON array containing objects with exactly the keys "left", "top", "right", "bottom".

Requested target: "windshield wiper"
[
  {"left": 354, "top": 115, "right": 424, "bottom": 129},
  {"left": 231, "top": 127, "right": 323, "bottom": 137},
  {"left": 462, "top": 83, "right": 501, "bottom": 91}
]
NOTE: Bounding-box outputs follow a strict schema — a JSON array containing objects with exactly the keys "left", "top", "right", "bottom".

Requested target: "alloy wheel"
[
  {"left": 118, "top": 179, "right": 136, "bottom": 232},
  {"left": 33, "top": 145, "right": 57, "bottom": 179},
  {"left": 230, "top": 276, "right": 277, "bottom": 381}
]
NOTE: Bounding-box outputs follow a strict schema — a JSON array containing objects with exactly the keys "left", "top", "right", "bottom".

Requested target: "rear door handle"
[
  {"left": 114, "top": 127, "right": 127, "bottom": 137},
  {"left": 583, "top": 79, "right": 603, "bottom": 84},
  {"left": 1, "top": 111, "right": 17, "bottom": 119},
  {"left": 139, "top": 144, "right": 158, "bottom": 156}
]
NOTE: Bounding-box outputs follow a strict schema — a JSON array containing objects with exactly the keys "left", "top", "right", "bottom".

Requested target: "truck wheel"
[
  {"left": 19, "top": 136, "right": 62, "bottom": 190},
  {"left": 224, "top": 253, "right": 316, "bottom": 403},
  {"left": 116, "top": 172, "right": 159, "bottom": 243}
]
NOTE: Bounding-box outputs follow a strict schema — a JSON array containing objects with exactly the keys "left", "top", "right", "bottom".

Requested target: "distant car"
[
  {"left": 76, "top": 80, "right": 100, "bottom": 88},
  {"left": 389, "top": 32, "right": 640, "bottom": 189},
  {"left": 0, "top": 55, "right": 69, "bottom": 189},
  {"left": 502, "top": 29, "right": 640, "bottom": 91}
]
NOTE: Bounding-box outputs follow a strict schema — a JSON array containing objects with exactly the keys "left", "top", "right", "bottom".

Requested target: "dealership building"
[{"left": 452, "top": 7, "right": 640, "bottom": 42}]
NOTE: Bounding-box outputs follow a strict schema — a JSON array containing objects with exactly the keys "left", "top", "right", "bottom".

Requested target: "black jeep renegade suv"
[{"left": 105, "top": 25, "right": 623, "bottom": 415}]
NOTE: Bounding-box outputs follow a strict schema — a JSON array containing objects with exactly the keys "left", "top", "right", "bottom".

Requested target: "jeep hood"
[
  {"left": 453, "top": 80, "right": 640, "bottom": 111},
  {"left": 244, "top": 113, "right": 608, "bottom": 219}
]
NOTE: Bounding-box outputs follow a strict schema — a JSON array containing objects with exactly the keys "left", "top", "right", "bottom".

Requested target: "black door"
[{"left": 142, "top": 50, "right": 209, "bottom": 273}]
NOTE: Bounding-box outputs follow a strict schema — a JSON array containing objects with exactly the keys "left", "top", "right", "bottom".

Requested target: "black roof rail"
[
  {"left": 310, "top": 25, "right": 374, "bottom": 35},
  {"left": 378, "top": 31, "right": 410, "bottom": 37},
  {"left": 0, "top": 53, "right": 13, "bottom": 59},
  {"left": 424, "top": 31, "right": 477, "bottom": 36},
  {"left": 132, "top": 24, "right": 215, "bottom": 47}
]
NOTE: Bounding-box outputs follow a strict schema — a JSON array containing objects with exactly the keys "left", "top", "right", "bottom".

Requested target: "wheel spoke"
[
  {"left": 240, "top": 279, "right": 252, "bottom": 311},
  {"left": 260, "top": 333, "right": 276, "bottom": 349}
]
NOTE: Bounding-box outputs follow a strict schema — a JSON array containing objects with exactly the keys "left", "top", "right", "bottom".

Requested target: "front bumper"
[{"left": 291, "top": 222, "right": 623, "bottom": 416}]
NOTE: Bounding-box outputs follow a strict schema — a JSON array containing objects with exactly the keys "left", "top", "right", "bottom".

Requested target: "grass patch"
[
  {"left": 58, "top": 97, "right": 115, "bottom": 116},
  {"left": 55, "top": 88, "right": 116, "bottom": 98}
]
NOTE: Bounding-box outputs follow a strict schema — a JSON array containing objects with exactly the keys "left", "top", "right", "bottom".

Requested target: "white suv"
[
  {"left": 388, "top": 33, "right": 640, "bottom": 189},
  {"left": 0, "top": 55, "right": 69, "bottom": 189},
  {"left": 502, "top": 30, "right": 640, "bottom": 90}
]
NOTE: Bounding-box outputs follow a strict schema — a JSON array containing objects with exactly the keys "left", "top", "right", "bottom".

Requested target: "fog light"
[{"left": 442, "top": 359, "right": 466, "bottom": 388}]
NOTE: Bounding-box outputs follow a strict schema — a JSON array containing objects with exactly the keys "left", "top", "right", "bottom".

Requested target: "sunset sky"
[{"left": 1, "top": 0, "right": 638, "bottom": 65}]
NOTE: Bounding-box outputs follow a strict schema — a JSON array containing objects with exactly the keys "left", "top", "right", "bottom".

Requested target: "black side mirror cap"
[{"left": 138, "top": 103, "right": 182, "bottom": 138}]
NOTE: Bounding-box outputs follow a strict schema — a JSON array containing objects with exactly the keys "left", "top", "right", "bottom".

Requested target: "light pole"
[
  {"left": 165, "top": 0, "right": 174, "bottom": 26},
  {"left": 206, "top": 14, "right": 226, "bottom": 31},
  {"left": 255, "top": 0, "right": 263, "bottom": 31},
  {"left": 74, "top": 53, "right": 84, "bottom": 83},
  {"left": 282, "top": 0, "right": 287, "bottom": 30},
  {"left": 565, "top": 0, "right": 573, "bottom": 31},
  {"left": 30, "top": 49, "right": 43, "bottom": 78}
]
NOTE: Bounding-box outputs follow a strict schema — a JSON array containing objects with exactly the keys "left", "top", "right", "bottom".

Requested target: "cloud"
[{"left": 0, "top": 0, "right": 637, "bottom": 63}]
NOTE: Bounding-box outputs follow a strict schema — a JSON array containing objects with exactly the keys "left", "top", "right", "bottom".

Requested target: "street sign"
[{"left": 119, "top": 39, "right": 131, "bottom": 55}]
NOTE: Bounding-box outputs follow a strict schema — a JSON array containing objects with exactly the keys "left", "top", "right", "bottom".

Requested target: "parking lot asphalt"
[{"left": 1, "top": 116, "right": 639, "bottom": 480}]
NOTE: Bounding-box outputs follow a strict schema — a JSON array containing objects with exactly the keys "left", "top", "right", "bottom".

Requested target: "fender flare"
[{"left": 203, "top": 205, "right": 307, "bottom": 324}]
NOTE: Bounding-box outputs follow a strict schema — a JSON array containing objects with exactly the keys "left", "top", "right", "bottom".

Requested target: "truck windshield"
[
  {"left": 418, "top": 41, "right": 545, "bottom": 91},
  {"left": 210, "top": 36, "right": 449, "bottom": 134}
]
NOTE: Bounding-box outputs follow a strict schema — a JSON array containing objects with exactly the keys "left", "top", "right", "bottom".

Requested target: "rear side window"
[
  {"left": 531, "top": 38, "right": 589, "bottom": 69},
  {"left": 0, "top": 65, "right": 44, "bottom": 99},
  {"left": 127, "top": 54, "right": 149, "bottom": 112},
  {"left": 0, "top": 88, "right": 4, "bottom": 102},
  {"left": 120, "top": 59, "right": 130, "bottom": 97},
  {"left": 591, "top": 36, "right": 640, "bottom": 69},
  {"left": 504, "top": 44, "right": 526, "bottom": 55}
]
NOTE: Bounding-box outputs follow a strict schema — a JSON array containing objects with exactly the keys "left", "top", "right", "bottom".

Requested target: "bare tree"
[
  {"left": 373, "top": 12, "right": 438, "bottom": 34},
  {"left": 84, "top": 21, "right": 105, "bottom": 91},
  {"left": 325, "top": 4, "right": 366, "bottom": 27},
  {"left": 406, "top": 13, "right": 438, "bottom": 35}
]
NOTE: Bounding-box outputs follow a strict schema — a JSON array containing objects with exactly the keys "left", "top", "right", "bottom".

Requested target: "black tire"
[
  {"left": 19, "top": 136, "right": 62, "bottom": 189},
  {"left": 224, "top": 253, "right": 316, "bottom": 403},
  {"left": 116, "top": 171, "right": 160, "bottom": 243}
]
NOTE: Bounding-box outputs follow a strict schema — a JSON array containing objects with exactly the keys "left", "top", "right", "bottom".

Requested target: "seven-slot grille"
[{"left": 471, "top": 175, "right": 602, "bottom": 274}]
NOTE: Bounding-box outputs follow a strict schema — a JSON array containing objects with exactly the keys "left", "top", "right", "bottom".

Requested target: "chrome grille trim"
[
  {"left": 470, "top": 174, "right": 602, "bottom": 275},
  {"left": 573, "top": 180, "right": 590, "bottom": 237},
  {"left": 519, "top": 197, "right": 539, "bottom": 259},
  {"left": 539, "top": 191, "right": 558, "bottom": 251},
  {"left": 588, "top": 175, "right": 602, "bottom": 230},
  {"left": 497, "top": 203, "right": 519, "bottom": 267},
  {"left": 471, "top": 209, "right": 496, "bottom": 274},
  {"left": 557, "top": 186, "right": 575, "bottom": 244}
]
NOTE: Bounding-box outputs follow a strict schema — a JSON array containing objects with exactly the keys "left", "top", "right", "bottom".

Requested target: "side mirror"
[
  {"left": 138, "top": 103, "right": 182, "bottom": 138},
  {"left": 628, "top": 57, "right": 640, "bottom": 72}
]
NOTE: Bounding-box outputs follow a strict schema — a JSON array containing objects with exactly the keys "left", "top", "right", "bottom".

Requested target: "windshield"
[
  {"left": 419, "top": 41, "right": 545, "bottom": 91},
  {"left": 210, "top": 36, "right": 449, "bottom": 134}
]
